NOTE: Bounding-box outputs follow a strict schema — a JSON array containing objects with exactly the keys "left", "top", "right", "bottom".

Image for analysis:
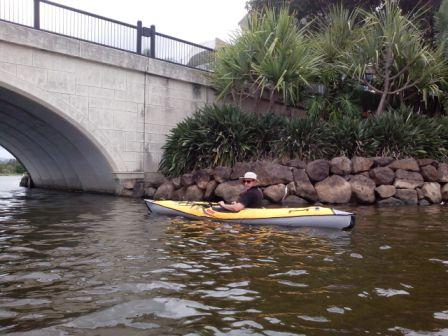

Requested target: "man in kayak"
[{"left": 218, "top": 172, "right": 263, "bottom": 211}]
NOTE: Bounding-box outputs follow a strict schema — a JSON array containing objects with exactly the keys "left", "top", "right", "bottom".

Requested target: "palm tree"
[{"left": 342, "top": 0, "right": 446, "bottom": 115}]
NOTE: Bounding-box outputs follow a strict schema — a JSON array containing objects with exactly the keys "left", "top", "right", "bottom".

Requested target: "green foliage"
[
  {"left": 160, "top": 105, "right": 448, "bottom": 176},
  {"left": 209, "top": 8, "right": 320, "bottom": 110},
  {"left": 0, "top": 159, "right": 25, "bottom": 175}
]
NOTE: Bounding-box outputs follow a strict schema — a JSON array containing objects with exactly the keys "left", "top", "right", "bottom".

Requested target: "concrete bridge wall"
[{"left": 0, "top": 21, "right": 215, "bottom": 193}]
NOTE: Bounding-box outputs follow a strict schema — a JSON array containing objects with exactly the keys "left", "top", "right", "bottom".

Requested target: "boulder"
[
  {"left": 377, "top": 197, "right": 404, "bottom": 206},
  {"left": 282, "top": 195, "right": 309, "bottom": 206},
  {"left": 441, "top": 184, "right": 448, "bottom": 201},
  {"left": 19, "top": 174, "right": 33, "bottom": 188},
  {"left": 419, "top": 199, "right": 431, "bottom": 206},
  {"left": 369, "top": 167, "right": 395, "bottom": 185},
  {"left": 417, "top": 188, "right": 424, "bottom": 200},
  {"left": 283, "top": 158, "right": 306, "bottom": 169},
  {"left": 421, "top": 165, "right": 438, "bottom": 182},
  {"left": 132, "top": 181, "right": 145, "bottom": 198},
  {"left": 388, "top": 158, "right": 420, "bottom": 172},
  {"left": 352, "top": 156, "right": 373, "bottom": 173},
  {"left": 417, "top": 159, "right": 437, "bottom": 167},
  {"left": 394, "top": 179, "right": 424, "bottom": 189},
  {"left": 286, "top": 181, "right": 296, "bottom": 195},
  {"left": 172, "top": 177, "right": 182, "bottom": 189},
  {"left": 144, "top": 172, "right": 167, "bottom": 188},
  {"left": 172, "top": 187, "right": 186, "bottom": 201},
  {"left": 230, "top": 162, "right": 252, "bottom": 180},
  {"left": 375, "top": 185, "right": 396, "bottom": 199},
  {"left": 251, "top": 161, "right": 293, "bottom": 186},
  {"left": 421, "top": 182, "right": 442, "bottom": 204},
  {"left": 122, "top": 179, "right": 136, "bottom": 190},
  {"left": 293, "top": 169, "right": 318, "bottom": 201},
  {"left": 395, "top": 189, "right": 418, "bottom": 205},
  {"left": 315, "top": 175, "right": 352, "bottom": 204},
  {"left": 330, "top": 156, "right": 352, "bottom": 176},
  {"left": 438, "top": 163, "right": 448, "bottom": 183},
  {"left": 185, "top": 185, "right": 204, "bottom": 201},
  {"left": 263, "top": 184, "right": 287, "bottom": 203},
  {"left": 180, "top": 173, "right": 195, "bottom": 187},
  {"left": 214, "top": 180, "right": 245, "bottom": 203},
  {"left": 144, "top": 187, "right": 156, "bottom": 198},
  {"left": 204, "top": 180, "right": 218, "bottom": 201},
  {"left": 306, "top": 159, "right": 330, "bottom": 182},
  {"left": 194, "top": 170, "right": 210, "bottom": 189},
  {"left": 395, "top": 169, "right": 424, "bottom": 182},
  {"left": 373, "top": 156, "right": 394, "bottom": 167},
  {"left": 350, "top": 175, "right": 376, "bottom": 204},
  {"left": 213, "top": 166, "right": 231, "bottom": 183},
  {"left": 154, "top": 182, "right": 175, "bottom": 200}
]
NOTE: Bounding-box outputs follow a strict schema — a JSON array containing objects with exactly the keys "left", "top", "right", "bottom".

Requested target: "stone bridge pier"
[{"left": 0, "top": 21, "right": 214, "bottom": 194}]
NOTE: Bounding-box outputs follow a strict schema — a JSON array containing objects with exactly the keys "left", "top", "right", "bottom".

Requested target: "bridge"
[{"left": 0, "top": 0, "right": 216, "bottom": 194}]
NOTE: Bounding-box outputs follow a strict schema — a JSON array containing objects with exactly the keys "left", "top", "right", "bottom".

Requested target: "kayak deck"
[{"left": 144, "top": 200, "right": 355, "bottom": 231}]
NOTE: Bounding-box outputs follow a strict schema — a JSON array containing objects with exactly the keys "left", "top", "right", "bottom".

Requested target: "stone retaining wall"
[{"left": 123, "top": 157, "right": 448, "bottom": 206}]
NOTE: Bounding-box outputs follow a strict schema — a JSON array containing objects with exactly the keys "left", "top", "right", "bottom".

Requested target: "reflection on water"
[{"left": 1, "top": 176, "right": 448, "bottom": 335}]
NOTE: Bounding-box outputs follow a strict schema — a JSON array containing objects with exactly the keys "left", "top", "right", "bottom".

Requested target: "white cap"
[{"left": 239, "top": 172, "right": 258, "bottom": 180}]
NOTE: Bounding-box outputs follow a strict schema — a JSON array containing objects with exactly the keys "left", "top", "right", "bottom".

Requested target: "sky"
[{"left": 0, "top": 0, "right": 248, "bottom": 159}]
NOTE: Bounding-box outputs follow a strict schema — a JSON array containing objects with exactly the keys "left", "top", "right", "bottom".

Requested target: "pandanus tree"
[
  {"left": 341, "top": 0, "right": 446, "bottom": 115},
  {"left": 209, "top": 8, "right": 320, "bottom": 111}
]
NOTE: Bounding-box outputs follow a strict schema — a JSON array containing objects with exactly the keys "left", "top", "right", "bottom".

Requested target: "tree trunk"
[{"left": 376, "top": 45, "right": 394, "bottom": 115}]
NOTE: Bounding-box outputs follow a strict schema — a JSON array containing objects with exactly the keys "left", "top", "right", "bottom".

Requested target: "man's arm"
[{"left": 218, "top": 201, "right": 245, "bottom": 212}]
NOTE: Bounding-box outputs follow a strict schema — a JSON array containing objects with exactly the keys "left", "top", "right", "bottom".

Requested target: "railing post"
[
  {"left": 150, "top": 25, "right": 156, "bottom": 58},
  {"left": 34, "top": 0, "right": 40, "bottom": 29},
  {"left": 136, "top": 20, "right": 142, "bottom": 54}
]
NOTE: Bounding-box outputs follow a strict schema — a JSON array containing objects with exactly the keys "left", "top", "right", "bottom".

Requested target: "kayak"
[{"left": 144, "top": 200, "right": 355, "bottom": 231}]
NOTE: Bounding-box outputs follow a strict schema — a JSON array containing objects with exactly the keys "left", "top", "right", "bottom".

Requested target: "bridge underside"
[{"left": 0, "top": 87, "right": 116, "bottom": 193}]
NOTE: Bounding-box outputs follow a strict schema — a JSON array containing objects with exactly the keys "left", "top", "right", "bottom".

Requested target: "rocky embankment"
[{"left": 124, "top": 157, "right": 448, "bottom": 206}]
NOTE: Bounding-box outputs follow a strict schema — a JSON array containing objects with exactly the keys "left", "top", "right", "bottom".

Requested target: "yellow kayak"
[{"left": 144, "top": 200, "right": 355, "bottom": 230}]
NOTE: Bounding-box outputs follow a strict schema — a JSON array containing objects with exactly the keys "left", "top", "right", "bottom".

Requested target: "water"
[{"left": 1, "top": 175, "right": 448, "bottom": 335}]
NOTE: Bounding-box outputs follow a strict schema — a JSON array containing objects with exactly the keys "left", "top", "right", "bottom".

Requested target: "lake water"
[{"left": 0, "top": 175, "right": 448, "bottom": 335}]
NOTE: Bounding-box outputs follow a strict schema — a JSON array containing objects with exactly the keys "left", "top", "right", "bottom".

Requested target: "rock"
[
  {"left": 144, "top": 172, "right": 167, "bottom": 188},
  {"left": 395, "top": 189, "right": 418, "bottom": 205},
  {"left": 293, "top": 169, "right": 318, "bottom": 201},
  {"left": 154, "top": 182, "right": 175, "bottom": 200},
  {"left": 352, "top": 156, "right": 373, "bottom": 173},
  {"left": 369, "top": 167, "right": 395, "bottom": 185},
  {"left": 417, "top": 188, "right": 424, "bottom": 200},
  {"left": 373, "top": 157, "right": 394, "bottom": 167},
  {"left": 132, "top": 181, "right": 145, "bottom": 198},
  {"left": 377, "top": 197, "right": 404, "bottom": 206},
  {"left": 282, "top": 195, "right": 309, "bottom": 206},
  {"left": 263, "top": 184, "right": 287, "bottom": 203},
  {"left": 306, "top": 159, "right": 330, "bottom": 182},
  {"left": 417, "top": 159, "right": 437, "bottom": 167},
  {"left": 194, "top": 170, "right": 210, "bottom": 189},
  {"left": 213, "top": 166, "right": 231, "bottom": 183},
  {"left": 185, "top": 185, "right": 204, "bottom": 201},
  {"left": 122, "top": 180, "right": 136, "bottom": 190},
  {"left": 204, "top": 180, "right": 218, "bottom": 201},
  {"left": 251, "top": 161, "right": 293, "bottom": 186},
  {"left": 438, "top": 163, "right": 448, "bottom": 182},
  {"left": 421, "top": 182, "right": 442, "bottom": 204},
  {"left": 441, "top": 184, "right": 448, "bottom": 201},
  {"left": 330, "top": 156, "right": 352, "bottom": 175},
  {"left": 172, "top": 187, "right": 186, "bottom": 201},
  {"left": 421, "top": 165, "right": 438, "bottom": 182},
  {"left": 388, "top": 158, "right": 420, "bottom": 172},
  {"left": 395, "top": 169, "right": 424, "bottom": 182},
  {"left": 394, "top": 179, "right": 424, "bottom": 189},
  {"left": 181, "top": 173, "right": 195, "bottom": 187},
  {"left": 172, "top": 177, "right": 182, "bottom": 189},
  {"left": 230, "top": 162, "right": 252, "bottom": 180},
  {"left": 283, "top": 158, "right": 306, "bottom": 169},
  {"left": 350, "top": 175, "right": 376, "bottom": 204},
  {"left": 19, "top": 174, "right": 33, "bottom": 188},
  {"left": 419, "top": 199, "right": 431, "bottom": 206},
  {"left": 214, "top": 181, "right": 245, "bottom": 203},
  {"left": 315, "top": 175, "right": 352, "bottom": 204},
  {"left": 144, "top": 187, "right": 156, "bottom": 198},
  {"left": 286, "top": 182, "right": 296, "bottom": 195},
  {"left": 375, "top": 185, "right": 396, "bottom": 199}
]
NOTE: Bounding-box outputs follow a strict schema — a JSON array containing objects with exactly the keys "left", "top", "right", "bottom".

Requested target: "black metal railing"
[{"left": 0, "top": 0, "right": 215, "bottom": 71}]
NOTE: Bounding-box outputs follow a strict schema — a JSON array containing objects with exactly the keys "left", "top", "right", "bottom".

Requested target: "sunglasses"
[{"left": 242, "top": 179, "right": 255, "bottom": 184}]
